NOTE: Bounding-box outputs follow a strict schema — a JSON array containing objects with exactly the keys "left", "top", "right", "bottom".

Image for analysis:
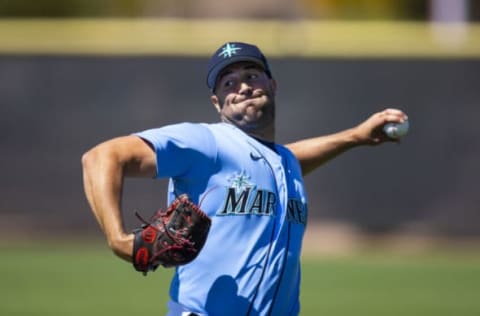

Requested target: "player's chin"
[
  {"left": 244, "top": 104, "right": 269, "bottom": 119},
  {"left": 245, "top": 111, "right": 274, "bottom": 127},
  {"left": 248, "top": 101, "right": 275, "bottom": 117}
]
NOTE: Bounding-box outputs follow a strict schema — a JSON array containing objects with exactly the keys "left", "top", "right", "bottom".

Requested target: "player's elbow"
[
  {"left": 81, "top": 146, "right": 110, "bottom": 177},
  {"left": 82, "top": 142, "right": 129, "bottom": 181},
  {"left": 82, "top": 141, "right": 118, "bottom": 168},
  {"left": 81, "top": 148, "right": 97, "bottom": 173}
]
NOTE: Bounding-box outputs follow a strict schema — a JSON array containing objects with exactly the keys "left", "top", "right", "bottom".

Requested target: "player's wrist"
[
  {"left": 108, "top": 233, "right": 134, "bottom": 262},
  {"left": 342, "top": 127, "right": 365, "bottom": 147}
]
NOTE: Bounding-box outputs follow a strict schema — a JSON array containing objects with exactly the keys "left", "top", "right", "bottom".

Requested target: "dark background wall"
[{"left": 0, "top": 56, "right": 479, "bottom": 237}]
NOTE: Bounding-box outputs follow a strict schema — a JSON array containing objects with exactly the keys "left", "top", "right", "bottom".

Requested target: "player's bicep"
[{"left": 117, "top": 135, "right": 157, "bottom": 178}]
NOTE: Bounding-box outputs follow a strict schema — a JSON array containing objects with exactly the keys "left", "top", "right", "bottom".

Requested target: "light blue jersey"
[{"left": 136, "top": 122, "right": 308, "bottom": 316}]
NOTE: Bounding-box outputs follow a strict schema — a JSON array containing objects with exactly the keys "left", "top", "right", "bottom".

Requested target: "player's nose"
[{"left": 238, "top": 82, "right": 253, "bottom": 96}]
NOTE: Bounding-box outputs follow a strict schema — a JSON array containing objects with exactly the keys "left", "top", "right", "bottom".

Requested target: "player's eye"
[{"left": 223, "top": 79, "right": 235, "bottom": 89}]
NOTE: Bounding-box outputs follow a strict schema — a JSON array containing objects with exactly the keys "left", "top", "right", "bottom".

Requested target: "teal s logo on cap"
[{"left": 206, "top": 42, "right": 272, "bottom": 91}]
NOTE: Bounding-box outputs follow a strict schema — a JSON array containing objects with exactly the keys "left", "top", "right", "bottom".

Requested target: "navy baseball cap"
[{"left": 206, "top": 42, "right": 272, "bottom": 91}]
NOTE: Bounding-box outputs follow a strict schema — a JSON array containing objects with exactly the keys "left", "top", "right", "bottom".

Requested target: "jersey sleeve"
[{"left": 134, "top": 123, "right": 217, "bottom": 180}]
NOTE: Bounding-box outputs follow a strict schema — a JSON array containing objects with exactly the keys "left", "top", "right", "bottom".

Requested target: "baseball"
[{"left": 383, "top": 120, "right": 409, "bottom": 139}]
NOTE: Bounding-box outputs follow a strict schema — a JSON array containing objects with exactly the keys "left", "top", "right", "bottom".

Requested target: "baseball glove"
[{"left": 132, "top": 194, "right": 211, "bottom": 275}]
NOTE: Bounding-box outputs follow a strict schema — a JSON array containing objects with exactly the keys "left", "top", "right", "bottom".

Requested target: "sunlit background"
[
  {"left": 1, "top": 1, "right": 479, "bottom": 315},
  {"left": 0, "top": 0, "right": 478, "bottom": 20}
]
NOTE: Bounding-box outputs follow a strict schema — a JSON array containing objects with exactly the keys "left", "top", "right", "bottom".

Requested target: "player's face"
[{"left": 211, "top": 62, "right": 277, "bottom": 136}]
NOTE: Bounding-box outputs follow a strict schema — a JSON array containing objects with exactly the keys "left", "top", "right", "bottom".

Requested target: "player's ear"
[
  {"left": 210, "top": 95, "right": 222, "bottom": 113},
  {"left": 270, "top": 78, "right": 278, "bottom": 95}
]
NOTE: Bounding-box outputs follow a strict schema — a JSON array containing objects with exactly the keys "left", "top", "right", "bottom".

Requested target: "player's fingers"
[
  {"left": 381, "top": 108, "right": 408, "bottom": 123},
  {"left": 382, "top": 108, "right": 405, "bottom": 117}
]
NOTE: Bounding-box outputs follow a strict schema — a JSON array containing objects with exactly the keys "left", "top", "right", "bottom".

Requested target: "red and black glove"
[{"left": 132, "top": 194, "right": 211, "bottom": 275}]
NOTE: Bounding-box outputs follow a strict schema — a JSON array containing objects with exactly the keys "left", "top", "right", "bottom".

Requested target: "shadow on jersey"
[{"left": 205, "top": 275, "right": 258, "bottom": 315}]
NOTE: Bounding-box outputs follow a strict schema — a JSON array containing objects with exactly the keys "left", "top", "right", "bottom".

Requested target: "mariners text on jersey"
[
  {"left": 219, "top": 186, "right": 276, "bottom": 216},
  {"left": 218, "top": 184, "right": 307, "bottom": 225}
]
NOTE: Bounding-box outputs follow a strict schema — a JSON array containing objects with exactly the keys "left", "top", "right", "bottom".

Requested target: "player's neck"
[
  {"left": 221, "top": 118, "right": 275, "bottom": 142},
  {"left": 247, "top": 127, "right": 275, "bottom": 143}
]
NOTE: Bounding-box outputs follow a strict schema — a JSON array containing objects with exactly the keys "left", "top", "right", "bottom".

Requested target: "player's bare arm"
[
  {"left": 287, "top": 108, "right": 408, "bottom": 175},
  {"left": 81, "top": 135, "right": 157, "bottom": 261}
]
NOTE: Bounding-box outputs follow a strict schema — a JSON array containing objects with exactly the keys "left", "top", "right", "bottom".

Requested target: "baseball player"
[{"left": 82, "top": 42, "right": 407, "bottom": 315}]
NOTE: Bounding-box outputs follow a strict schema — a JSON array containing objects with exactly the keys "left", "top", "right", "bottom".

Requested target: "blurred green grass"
[
  {"left": 300, "top": 252, "right": 480, "bottom": 316},
  {"left": 1, "top": 241, "right": 480, "bottom": 316}
]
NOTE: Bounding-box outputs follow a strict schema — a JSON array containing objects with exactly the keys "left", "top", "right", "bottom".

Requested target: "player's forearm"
[
  {"left": 81, "top": 146, "right": 133, "bottom": 261},
  {"left": 286, "top": 128, "right": 360, "bottom": 175}
]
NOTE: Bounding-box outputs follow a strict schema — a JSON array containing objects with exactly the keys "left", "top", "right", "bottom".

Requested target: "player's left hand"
[{"left": 353, "top": 108, "right": 408, "bottom": 145}]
